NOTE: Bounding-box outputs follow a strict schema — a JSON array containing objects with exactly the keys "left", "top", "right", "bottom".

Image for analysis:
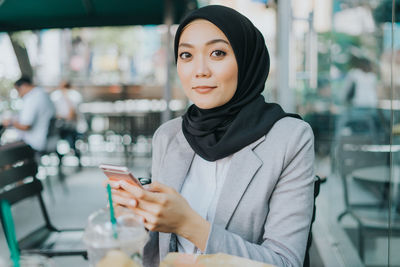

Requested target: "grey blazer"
[{"left": 143, "top": 117, "right": 315, "bottom": 267}]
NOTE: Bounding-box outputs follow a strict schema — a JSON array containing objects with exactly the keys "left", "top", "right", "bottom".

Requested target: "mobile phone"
[{"left": 99, "top": 164, "right": 143, "bottom": 188}]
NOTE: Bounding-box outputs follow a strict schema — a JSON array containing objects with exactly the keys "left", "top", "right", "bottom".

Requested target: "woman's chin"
[{"left": 194, "top": 102, "right": 218, "bottom": 110}]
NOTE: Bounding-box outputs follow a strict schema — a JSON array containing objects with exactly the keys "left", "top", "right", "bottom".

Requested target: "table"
[
  {"left": 352, "top": 165, "right": 400, "bottom": 184},
  {"left": 343, "top": 144, "right": 400, "bottom": 153},
  {"left": 352, "top": 165, "right": 400, "bottom": 211}
]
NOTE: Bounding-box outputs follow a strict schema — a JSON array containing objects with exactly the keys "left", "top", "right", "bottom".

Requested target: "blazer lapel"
[
  {"left": 213, "top": 136, "right": 264, "bottom": 229},
  {"left": 158, "top": 129, "right": 194, "bottom": 260},
  {"left": 158, "top": 131, "right": 265, "bottom": 259},
  {"left": 157, "top": 129, "right": 195, "bottom": 191}
]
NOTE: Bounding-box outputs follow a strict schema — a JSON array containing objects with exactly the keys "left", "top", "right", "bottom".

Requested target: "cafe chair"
[
  {"left": 335, "top": 135, "right": 400, "bottom": 262},
  {"left": 0, "top": 124, "right": 5, "bottom": 137},
  {"left": 303, "top": 175, "right": 326, "bottom": 267},
  {"left": 0, "top": 141, "right": 87, "bottom": 257},
  {"left": 38, "top": 117, "right": 70, "bottom": 197}
]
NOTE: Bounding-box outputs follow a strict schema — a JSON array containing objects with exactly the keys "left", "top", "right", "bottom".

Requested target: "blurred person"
[
  {"left": 335, "top": 57, "right": 387, "bottom": 142},
  {"left": 110, "top": 5, "right": 315, "bottom": 267},
  {"left": 342, "top": 57, "right": 378, "bottom": 108},
  {"left": 2, "top": 76, "right": 55, "bottom": 153},
  {"left": 50, "top": 80, "right": 83, "bottom": 157}
]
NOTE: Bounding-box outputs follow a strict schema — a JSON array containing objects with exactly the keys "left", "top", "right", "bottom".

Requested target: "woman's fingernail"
[
  {"left": 129, "top": 199, "right": 137, "bottom": 207},
  {"left": 143, "top": 184, "right": 151, "bottom": 190}
]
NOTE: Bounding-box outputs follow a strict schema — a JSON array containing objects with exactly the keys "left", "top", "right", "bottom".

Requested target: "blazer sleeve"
[
  {"left": 143, "top": 127, "right": 163, "bottom": 267},
  {"left": 204, "top": 122, "right": 315, "bottom": 267},
  {"left": 150, "top": 124, "right": 169, "bottom": 181}
]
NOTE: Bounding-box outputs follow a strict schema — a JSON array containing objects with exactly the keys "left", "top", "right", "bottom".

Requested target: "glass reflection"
[{"left": 301, "top": 0, "right": 400, "bottom": 265}]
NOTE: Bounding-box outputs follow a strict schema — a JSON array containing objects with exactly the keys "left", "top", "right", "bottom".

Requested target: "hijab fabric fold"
[{"left": 175, "top": 5, "right": 301, "bottom": 161}]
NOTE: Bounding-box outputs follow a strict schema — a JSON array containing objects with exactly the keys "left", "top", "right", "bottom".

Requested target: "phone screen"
[{"left": 99, "top": 164, "right": 143, "bottom": 188}]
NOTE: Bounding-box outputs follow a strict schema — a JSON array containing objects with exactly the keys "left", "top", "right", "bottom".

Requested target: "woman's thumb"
[{"left": 148, "top": 181, "right": 167, "bottom": 192}]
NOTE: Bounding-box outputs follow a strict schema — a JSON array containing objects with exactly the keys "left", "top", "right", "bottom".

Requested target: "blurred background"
[{"left": 0, "top": 0, "right": 399, "bottom": 266}]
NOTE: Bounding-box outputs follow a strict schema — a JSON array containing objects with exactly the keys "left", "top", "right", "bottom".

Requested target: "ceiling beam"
[{"left": 82, "top": 0, "right": 95, "bottom": 16}]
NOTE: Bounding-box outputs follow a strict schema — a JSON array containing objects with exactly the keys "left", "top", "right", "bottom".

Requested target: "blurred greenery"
[
  {"left": 72, "top": 26, "right": 141, "bottom": 57},
  {"left": 318, "top": 32, "right": 361, "bottom": 73},
  {"left": 318, "top": 30, "right": 381, "bottom": 74},
  {"left": 310, "top": 28, "right": 382, "bottom": 107},
  {"left": 373, "top": 0, "right": 400, "bottom": 23},
  {"left": 0, "top": 78, "right": 13, "bottom": 98},
  {"left": 68, "top": 26, "right": 165, "bottom": 84}
]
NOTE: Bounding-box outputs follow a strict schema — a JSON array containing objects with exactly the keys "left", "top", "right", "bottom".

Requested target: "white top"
[
  {"left": 343, "top": 68, "right": 378, "bottom": 108},
  {"left": 18, "top": 87, "right": 55, "bottom": 151},
  {"left": 177, "top": 154, "right": 233, "bottom": 254},
  {"left": 51, "top": 89, "right": 82, "bottom": 120}
]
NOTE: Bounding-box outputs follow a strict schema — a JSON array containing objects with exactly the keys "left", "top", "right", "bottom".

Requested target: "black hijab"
[{"left": 175, "top": 5, "right": 301, "bottom": 161}]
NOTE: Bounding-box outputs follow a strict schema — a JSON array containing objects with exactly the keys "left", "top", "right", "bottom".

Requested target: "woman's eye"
[
  {"left": 179, "top": 52, "right": 192, "bottom": 59},
  {"left": 211, "top": 50, "right": 226, "bottom": 57}
]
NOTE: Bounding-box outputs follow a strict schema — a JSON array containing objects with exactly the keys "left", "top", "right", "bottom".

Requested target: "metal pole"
[
  {"left": 8, "top": 32, "right": 34, "bottom": 80},
  {"left": 276, "top": 0, "right": 295, "bottom": 112},
  {"left": 307, "top": 11, "right": 318, "bottom": 90},
  {"left": 162, "top": 0, "right": 173, "bottom": 123}
]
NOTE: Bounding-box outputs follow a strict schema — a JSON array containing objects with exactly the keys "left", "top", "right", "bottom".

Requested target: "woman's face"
[{"left": 177, "top": 19, "right": 238, "bottom": 109}]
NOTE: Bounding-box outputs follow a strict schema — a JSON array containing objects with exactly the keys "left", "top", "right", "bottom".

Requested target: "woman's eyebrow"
[
  {"left": 178, "top": 39, "right": 230, "bottom": 48},
  {"left": 206, "top": 39, "right": 229, "bottom": 46}
]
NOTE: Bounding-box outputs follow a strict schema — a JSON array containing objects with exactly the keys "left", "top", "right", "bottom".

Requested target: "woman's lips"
[{"left": 192, "top": 86, "right": 217, "bottom": 94}]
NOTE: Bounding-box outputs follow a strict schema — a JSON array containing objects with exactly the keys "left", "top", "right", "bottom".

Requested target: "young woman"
[{"left": 111, "top": 5, "right": 315, "bottom": 267}]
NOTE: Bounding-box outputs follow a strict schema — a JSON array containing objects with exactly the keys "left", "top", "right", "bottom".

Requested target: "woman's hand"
[
  {"left": 110, "top": 180, "right": 210, "bottom": 251},
  {"left": 2, "top": 119, "right": 12, "bottom": 127}
]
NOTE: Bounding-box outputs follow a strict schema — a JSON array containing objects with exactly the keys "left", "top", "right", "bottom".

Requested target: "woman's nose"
[{"left": 195, "top": 57, "right": 211, "bottom": 78}]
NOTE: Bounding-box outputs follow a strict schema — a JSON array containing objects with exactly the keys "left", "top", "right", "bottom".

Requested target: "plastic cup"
[
  {"left": 82, "top": 206, "right": 148, "bottom": 267},
  {"left": 0, "top": 254, "right": 55, "bottom": 267}
]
